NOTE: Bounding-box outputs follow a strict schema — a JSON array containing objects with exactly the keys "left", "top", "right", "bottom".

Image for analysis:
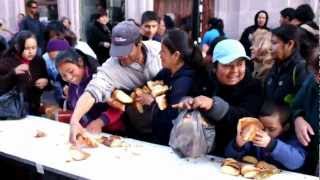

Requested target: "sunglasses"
[{"left": 31, "top": 6, "right": 38, "bottom": 9}]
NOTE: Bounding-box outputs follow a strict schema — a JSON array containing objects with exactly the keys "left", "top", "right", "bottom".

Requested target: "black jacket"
[
  {"left": 264, "top": 50, "right": 309, "bottom": 106},
  {"left": 202, "top": 72, "right": 264, "bottom": 156},
  {"left": 87, "top": 22, "right": 111, "bottom": 65},
  {"left": 0, "top": 55, "right": 49, "bottom": 115}
]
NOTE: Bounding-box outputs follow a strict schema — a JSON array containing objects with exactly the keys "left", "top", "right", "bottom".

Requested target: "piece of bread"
[
  {"left": 155, "top": 94, "right": 167, "bottom": 110},
  {"left": 108, "top": 98, "right": 126, "bottom": 112},
  {"left": 100, "top": 135, "right": 126, "bottom": 148},
  {"left": 241, "top": 164, "right": 259, "bottom": 178},
  {"left": 76, "top": 133, "right": 98, "bottom": 148},
  {"left": 147, "top": 80, "right": 164, "bottom": 90},
  {"left": 34, "top": 130, "right": 46, "bottom": 138},
  {"left": 221, "top": 158, "right": 241, "bottom": 176},
  {"left": 150, "top": 85, "right": 169, "bottom": 97},
  {"left": 238, "top": 117, "right": 264, "bottom": 141},
  {"left": 112, "top": 89, "right": 133, "bottom": 104},
  {"left": 147, "top": 80, "right": 169, "bottom": 97},
  {"left": 256, "top": 161, "right": 280, "bottom": 173},
  {"left": 242, "top": 155, "right": 258, "bottom": 164},
  {"left": 221, "top": 165, "right": 240, "bottom": 176},
  {"left": 69, "top": 147, "right": 90, "bottom": 161}
]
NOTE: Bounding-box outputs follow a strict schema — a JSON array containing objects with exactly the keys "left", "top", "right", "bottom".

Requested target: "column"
[
  {"left": 125, "top": 0, "right": 154, "bottom": 23},
  {"left": 0, "top": 0, "right": 25, "bottom": 34},
  {"left": 57, "top": 0, "right": 80, "bottom": 39}
]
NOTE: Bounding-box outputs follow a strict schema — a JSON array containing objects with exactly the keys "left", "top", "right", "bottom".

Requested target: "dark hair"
[
  {"left": 44, "top": 20, "right": 65, "bottom": 45},
  {"left": 26, "top": 0, "right": 37, "bottom": 8},
  {"left": 271, "top": 24, "right": 299, "bottom": 48},
  {"left": 141, "top": 11, "right": 159, "bottom": 24},
  {"left": 208, "top": 18, "right": 225, "bottom": 36},
  {"left": 163, "top": 15, "right": 175, "bottom": 29},
  {"left": 162, "top": 29, "right": 204, "bottom": 71},
  {"left": 254, "top": 10, "right": 269, "bottom": 28},
  {"left": 63, "top": 29, "right": 77, "bottom": 47},
  {"left": 55, "top": 48, "right": 84, "bottom": 68},
  {"left": 207, "top": 36, "right": 227, "bottom": 57},
  {"left": 280, "top": 8, "right": 295, "bottom": 21},
  {"left": 3, "top": 30, "right": 36, "bottom": 57},
  {"left": 297, "top": 21, "right": 319, "bottom": 62},
  {"left": 259, "top": 101, "right": 289, "bottom": 125},
  {"left": 294, "top": 4, "right": 315, "bottom": 23},
  {"left": 60, "top": 17, "right": 71, "bottom": 26},
  {"left": 94, "top": 12, "right": 108, "bottom": 20}
]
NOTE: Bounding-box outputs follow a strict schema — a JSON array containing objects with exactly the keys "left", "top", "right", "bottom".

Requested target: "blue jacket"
[
  {"left": 152, "top": 65, "right": 195, "bottom": 145},
  {"left": 225, "top": 134, "right": 306, "bottom": 171}
]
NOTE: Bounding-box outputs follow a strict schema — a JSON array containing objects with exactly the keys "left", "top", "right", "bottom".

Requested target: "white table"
[{"left": 0, "top": 116, "right": 317, "bottom": 180}]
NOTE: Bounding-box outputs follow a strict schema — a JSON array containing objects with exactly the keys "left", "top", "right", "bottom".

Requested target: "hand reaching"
[{"left": 294, "top": 116, "right": 314, "bottom": 146}]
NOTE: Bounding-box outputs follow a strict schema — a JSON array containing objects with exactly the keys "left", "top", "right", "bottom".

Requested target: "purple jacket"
[{"left": 67, "top": 53, "right": 109, "bottom": 126}]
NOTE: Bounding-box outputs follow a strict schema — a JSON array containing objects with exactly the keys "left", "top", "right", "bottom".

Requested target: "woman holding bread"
[
  {"left": 132, "top": 29, "right": 205, "bottom": 145},
  {"left": 173, "top": 39, "right": 263, "bottom": 156},
  {"left": 56, "top": 48, "right": 124, "bottom": 134}
]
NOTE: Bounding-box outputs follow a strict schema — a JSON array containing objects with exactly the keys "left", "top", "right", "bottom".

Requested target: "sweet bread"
[
  {"left": 69, "top": 147, "right": 90, "bottom": 161},
  {"left": 147, "top": 80, "right": 169, "bottom": 97},
  {"left": 99, "top": 135, "right": 126, "bottom": 148},
  {"left": 221, "top": 158, "right": 241, "bottom": 176},
  {"left": 155, "top": 94, "right": 167, "bottom": 110},
  {"left": 241, "top": 164, "right": 259, "bottom": 178},
  {"left": 112, "top": 89, "right": 133, "bottom": 104},
  {"left": 76, "top": 133, "right": 98, "bottom": 148},
  {"left": 238, "top": 117, "right": 264, "bottom": 141},
  {"left": 242, "top": 155, "right": 258, "bottom": 164}
]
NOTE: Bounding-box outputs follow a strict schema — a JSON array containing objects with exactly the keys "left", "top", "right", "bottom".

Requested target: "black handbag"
[{"left": 0, "top": 87, "right": 27, "bottom": 120}]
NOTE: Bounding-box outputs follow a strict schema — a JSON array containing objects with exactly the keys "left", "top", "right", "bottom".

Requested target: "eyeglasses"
[{"left": 31, "top": 6, "right": 38, "bottom": 9}]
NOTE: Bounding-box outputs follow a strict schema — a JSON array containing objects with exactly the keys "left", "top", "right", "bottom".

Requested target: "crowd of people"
[{"left": 0, "top": 0, "right": 318, "bottom": 176}]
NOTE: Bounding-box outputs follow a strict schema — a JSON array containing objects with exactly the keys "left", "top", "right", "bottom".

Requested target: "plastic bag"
[
  {"left": 169, "top": 110, "right": 215, "bottom": 158},
  {"left": 0, "top": 87, "right": 27, "bottom": 120}
]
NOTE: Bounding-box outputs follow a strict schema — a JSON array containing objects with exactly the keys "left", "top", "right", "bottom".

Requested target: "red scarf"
[{"left": 20, "top": 57, "right": 31, "bottom": 65}]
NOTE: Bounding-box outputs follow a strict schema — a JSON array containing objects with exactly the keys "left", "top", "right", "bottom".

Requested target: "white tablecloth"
[{"left": 0, "top": 116, "right": 317, "bottom": 180}]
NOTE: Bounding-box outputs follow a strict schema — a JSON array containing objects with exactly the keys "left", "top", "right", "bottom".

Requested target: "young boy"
[
  {"left": 225, "top": 101, "right": 306, "bottom": 171},
  {"left": 140, "top": 11, "right": 161, "bottom": 42}
]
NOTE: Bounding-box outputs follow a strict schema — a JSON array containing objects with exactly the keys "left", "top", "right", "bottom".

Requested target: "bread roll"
[
  {"left": 112, "top": 89, "right": 133, "bottom": 104},
  {"left": 256, "top": 161, "right": 280, "bottom": 174},
  {"left": 242, "top": 155, "right": 258, "bottom": 164},
  {"left": 76, "top": 133, "right": 98, "bottom": 148},
  {"left": 241, "top": 164, "right": 259, "bottom": 178},
  {"left": 69, "top": 147, "right": 90, "bottom": 161},
  {"left": 238, "top": 117, "right": 264, "bottom": 141},
  {"left": 221, "top": 165, "right": 240, "bottom": 176},
  {"left": 155, "top": 94, "right": 167, "bottom": 110}
]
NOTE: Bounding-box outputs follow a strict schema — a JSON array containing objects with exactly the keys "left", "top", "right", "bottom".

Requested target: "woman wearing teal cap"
[{"left": 173, "top": 39, "right": 263, "bottom": 156}]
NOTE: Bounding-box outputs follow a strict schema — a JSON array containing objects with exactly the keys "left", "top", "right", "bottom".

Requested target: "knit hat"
[{"left": 47, "top": 39, "right": 70, "bottom": 52}]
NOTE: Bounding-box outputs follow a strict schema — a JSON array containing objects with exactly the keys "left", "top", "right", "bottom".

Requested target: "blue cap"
[
  {"left": 212, "top": 39, "right": 250, "bottom": 64},
  {"left": 110, "top": 21, "right": 140, "bottom": 57}
]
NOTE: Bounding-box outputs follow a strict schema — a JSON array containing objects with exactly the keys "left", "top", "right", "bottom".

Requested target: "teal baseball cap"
[{"left": 212, "top": 39, "right": 250, "bottom": 64}]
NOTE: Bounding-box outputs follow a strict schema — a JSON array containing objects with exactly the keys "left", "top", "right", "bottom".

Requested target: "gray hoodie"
[{"left": 85, "top": 40, "right": 162, "bottom": 102}]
